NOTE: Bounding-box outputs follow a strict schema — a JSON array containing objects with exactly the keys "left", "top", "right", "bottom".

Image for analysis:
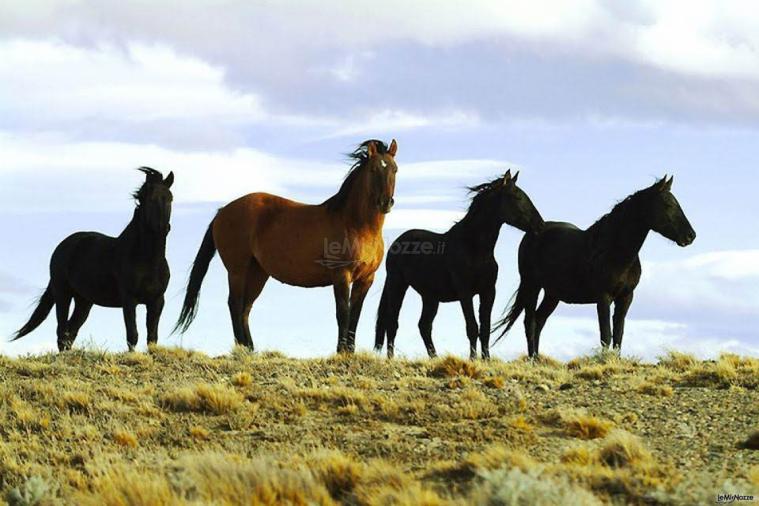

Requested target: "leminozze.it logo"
[
  {"left": 315, "top": 238, "right": 360, "bottom": 269},
  {"left": 716, "top": 493, "right": 755, "bottom": 504}
]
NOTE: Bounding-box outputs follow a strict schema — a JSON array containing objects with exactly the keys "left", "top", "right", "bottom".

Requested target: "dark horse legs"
[
  {"left": 383, "top": 276, "right": 409, "bottom": 359},
  {"left": 521, "top": 285, "right": 541, "bottom": 358},
  {"left": 418, "top": 296, "right": 439, "bottom": 358},
  {"left": 146, "top": 295, "right": 165, "bottom": 345},
  {"left": 596, "top": 295, "right": 613, "bottom": 348},
  {"left": 55, "top": 289, "right": 73, "bottom": 351},
  {"left": 532, "top": 294, "right": 559, "bottom": 357},
  {"left": 123, "top": 299, "right": 139, "bottom": 351},
  {"left": 478, "top": 288, "right": 496, "bottom": 360},
  {"left": 460, "top": 297, "right": 479, "bottom": 360},
  {"left": 612, "top": 292, "right": 634, "bottom": 349}
]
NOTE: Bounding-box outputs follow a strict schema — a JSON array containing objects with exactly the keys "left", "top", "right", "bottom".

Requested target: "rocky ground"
[{"left": 0, "top": 347, "right": 756, "bottom": 505}]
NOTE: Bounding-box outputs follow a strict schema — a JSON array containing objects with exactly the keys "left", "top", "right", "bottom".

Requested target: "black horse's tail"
[
  {"left": 12, "top": 285, "right": 55, "bottom": 341},
  {"left": 374, "top": 280, "right": 390, "bottom": 351},
  {"left": 492, "top": 283, "right": 526, "bottom": 345},
  {"left": 174, "top": 220, "right": 217, "bottom": 334}
]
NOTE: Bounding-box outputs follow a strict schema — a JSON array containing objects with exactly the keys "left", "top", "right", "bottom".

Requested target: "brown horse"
[{"left": 175, "top": 139, "right": 398, "bottom": 353}]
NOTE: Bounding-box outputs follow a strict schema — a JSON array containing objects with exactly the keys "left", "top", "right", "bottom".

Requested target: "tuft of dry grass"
[
  {"left": 658, "top": 350, "right": 699, "bottom": 371},
  {"left": 596, "top": 430, "right": 654, "bottom": 468},
  {"left": 540, "top": 408, "right": 614, "bottom": 440},
  {"left": 429, "top": 356, "right": 482, "bottom": 379},
  {"left": 159, "top": 383, "right": 243, "bottom": 415},
  {"left": 112, "top": 429, "right": 138, "bottom": 448}
]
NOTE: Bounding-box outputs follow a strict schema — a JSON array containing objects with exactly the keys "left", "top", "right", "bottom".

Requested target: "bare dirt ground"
[{"left": 0, "top": 347, "right": 756, "bottom": 505}]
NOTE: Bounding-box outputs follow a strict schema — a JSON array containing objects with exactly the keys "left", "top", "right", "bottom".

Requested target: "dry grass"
[{"left": 0, "top": 347, "right": 756, "bottom": 505}]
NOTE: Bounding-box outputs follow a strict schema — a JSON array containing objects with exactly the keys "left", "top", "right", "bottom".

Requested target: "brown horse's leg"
[
  {"left": 241, "top": 260, "right": 269, "bottom": 351},
  {"left": 227, "top": 271, "right": 250, "bottom": 349},
  {"left": 332, "top": 270, "right": 352, "bottom": 354},
  {"left": 345, "top": 275, "right": 374, "bottom": 353}
]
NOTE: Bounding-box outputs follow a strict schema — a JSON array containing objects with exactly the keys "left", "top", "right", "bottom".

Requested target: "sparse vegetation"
[{"left": 0, "top": 347, "right": 756, "bottom": 504}]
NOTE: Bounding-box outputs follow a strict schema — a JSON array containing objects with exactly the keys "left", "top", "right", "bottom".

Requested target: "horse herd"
[{"left": 12, "top": 139, "right": 696, "bottom": 359}]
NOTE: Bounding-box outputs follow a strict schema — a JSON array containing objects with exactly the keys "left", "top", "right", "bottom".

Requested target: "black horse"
[
  {"left": 375, "top": 171, "right": 544, "bottom": 360},
  {"left": 494, "top": 176, "right": 696, "bottom": 357},
  {"left": 12, "top": 168, "right": 174, "bottom": 352}
]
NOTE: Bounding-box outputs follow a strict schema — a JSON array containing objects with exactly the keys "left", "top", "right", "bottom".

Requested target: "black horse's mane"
[
  {"left": 132, "top": 167, "right": 164, "bottom": 202},
  {"left": 322, "top": 140, "right": 389, "bottom": 212},
  {"left": 459, "top": 175, "right": 507, "bottom": 221},
  {"left": 586, "top": 179, "right": 662, "bottom": 252}
]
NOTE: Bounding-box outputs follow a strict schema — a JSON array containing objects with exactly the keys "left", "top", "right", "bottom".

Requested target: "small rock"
[
  {"left": 536, "top": 384, "right": 550, "bottom": 392},
  {"left": 559, "top": 383, "right": 573, "bottom": 391}
]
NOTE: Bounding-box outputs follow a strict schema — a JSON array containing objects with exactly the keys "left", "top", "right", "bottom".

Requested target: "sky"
[{"left": 1, "top": 0, "right": 758, "bottom": 361}]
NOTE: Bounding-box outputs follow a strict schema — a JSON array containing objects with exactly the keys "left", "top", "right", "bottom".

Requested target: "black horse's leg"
[
  {"left": 596, "top": 296, "right": 612, "bottom": 348},
  {"left": 522, "top": 286, "right": 540, "bottom": 358},
  {"left": 534, "top": 294, "right": 559, "bottom": 356},
  {"left": 384, "top": 278, "right": 409, "bottom": 359},
  {"left": 333, "top": 272, "right": 351, "bottom": 354},
  {"left": 418, "top": 296, "right": 439, "bottom": 358},
  {"left": 478, "top": 287, "right": 496, "bottom": 360},
  {"left": 146, "top": 295, "right": 165, "bottom": 346},
  {"left": 612, "top": 292, "right": 634, "bottom": 350},
  {"left": 55, "top": 291, "right": 73, "bottom": 352},
  {"left": 123, "top": 300, "right": 139, "bottom": 351},
  {"left": 67, "top": 296, "right": 92, "bottom": 348},
  {"left": 346, "top": 276, "right": 373, "bottom": 354},
  {"left": 460, "top": 297, "right": 479, "bottom": 360}
]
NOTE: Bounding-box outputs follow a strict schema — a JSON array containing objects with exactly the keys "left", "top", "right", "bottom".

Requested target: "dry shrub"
[
  {"left": 230, "top": 372, "right": 253, "bottom": 387},
  {"left": 430, "top": 445, "right": 537, "bottom": 484},
  {"left": 540, "top": 408, "right": 614, "bottom": 440},
  {"left": 159, "top": 384, "right": 243, "bottom": 415},
  {"left": 189, "top": 426, "right": 210, "bottom": 441},
  {"left": 657, "top": 350, "right": 698, "bottom": 371},
  {"left": 77, "top": 456, "right": 336, "bottom": 506},
  {"left": 469, "top": 467, "right": 603, "bottom": 506},
  {"left": 636, "top": 381, "right": 674, "bottom": 397},
  {"left": 112, "top": 429, "right": 137, "bottom": 448},
  {"left": 596, "top": 430, "right": 653, "bottom": 468},
  {"left": 429, "top": 356, "right": 482, "bottom": 379},
  {"left": 59, "top": 392, "right": 91, "bottom": 414},
  {"left": 481, "top": 376, "right": 505, "bottom": 389}
]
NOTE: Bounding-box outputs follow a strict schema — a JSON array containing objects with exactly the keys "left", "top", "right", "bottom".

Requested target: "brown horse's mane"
[{"left": 322, "top": 140, "right": 389, "bottom": 212}]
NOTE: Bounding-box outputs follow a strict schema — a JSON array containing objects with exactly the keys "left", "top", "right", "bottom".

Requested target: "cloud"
[{"left": 3, "top": 2, "right": 759, "bottom": 128}]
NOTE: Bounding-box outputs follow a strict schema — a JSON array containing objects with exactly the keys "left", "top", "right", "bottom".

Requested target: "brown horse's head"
[
  {"left": 134, "top": 167, "right": 174, "bottom": 235},
  {"left": 364, "top": 139, "right": 398, "bottom": 214},
  {"left": 323, "top": 139, "right": 398, "bottom": 214}
]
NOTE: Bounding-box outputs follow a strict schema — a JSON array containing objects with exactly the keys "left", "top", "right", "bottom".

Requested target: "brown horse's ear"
[
  {"left": 366, "top": 141, "right": 378, "bottom": 157},
  {"left": 388, "top": 139, "right": 398, "bottom": 157},
  {"left": 164, "top": 171, "right": 175, "bottom": 188}
]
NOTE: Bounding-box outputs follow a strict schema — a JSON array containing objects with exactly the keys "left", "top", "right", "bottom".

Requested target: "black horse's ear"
[
  {"left": 512, "top": 171, "right": 520, "bottom": 184},
  {"left": 664, "top": 175, "right": 674, "bottom": 191},
  {"left": 502, "top": 169, "right": 512, "bottom": 185},
  {"left": 164, "top": 171, "right": 174, "bottom": 188}
]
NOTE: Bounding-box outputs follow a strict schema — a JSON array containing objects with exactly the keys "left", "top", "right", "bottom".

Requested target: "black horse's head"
[
  {"left": 134, "top": 167, "right": 174, "bottom": 235},
  {"left": 646, "top": 176, "right": 696, "bottom": 247},
  {"left": 469, "top": 170, "right": 543, "bottom": 232},
  {"left": 363, "top": 139, "right": 398, "bottom": 214}
]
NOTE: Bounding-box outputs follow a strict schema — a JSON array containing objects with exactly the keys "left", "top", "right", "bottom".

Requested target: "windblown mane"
[
  {"left": 132, "top": 167, "right": 163, "bottom": 202},
  {"left": 456, "top": 175, "right": 506, "bottom": 222},
  {"left": 322, "top": 140, "right": 389, "bottom": 212},
  {"left": 586, "top": 180, "right": 660, "bottom": 253}
]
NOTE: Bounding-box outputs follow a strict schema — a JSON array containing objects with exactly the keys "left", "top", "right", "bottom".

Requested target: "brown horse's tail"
[
  {"left": 374, "top": 281, "right": 391, "bottom": 351},
  {"left": 12, "top": 285, "right": 55, "bottom": 341},
  {"left": 492, "top": 284, "right": 525, "bottom": 345},
  {"left": 174, "top": 220, "right": 217, "bottom": 334}
]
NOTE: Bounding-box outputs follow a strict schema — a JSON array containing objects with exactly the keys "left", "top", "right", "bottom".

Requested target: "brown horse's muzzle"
[{"left": 380, "top": 197, "right": 395, "bottom": 214}]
